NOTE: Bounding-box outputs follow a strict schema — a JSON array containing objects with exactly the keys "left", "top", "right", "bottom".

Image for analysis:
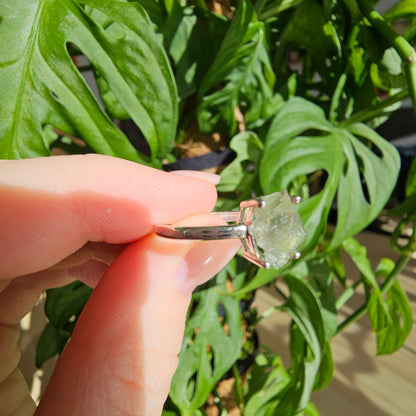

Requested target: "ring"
[{"left": 155, "top": 190, "right": 307, "bottom": 269}]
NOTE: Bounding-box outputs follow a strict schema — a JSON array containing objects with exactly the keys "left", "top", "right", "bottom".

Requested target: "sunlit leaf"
[
  {"left": 260, "top": 97, "right": 400, "bottom": 251},
  {"left": 255, "top": 0, "right": 306, "bottom": 20},
  {"left": 308, "top": 258, "right": 338, "bottom": 339},
  {"left": 197, "top": 2, "right": 279, "bottom": 134},
  {"left": 368, "top": 281, "right": 413, "bottom": 355},
  {"left": 243, "top": 352, "right": 291, "bottom": 416},
  {"left": 35, "top": 323, "right": 67, "bottom": 368},
  {"left": 169, "top": 286, "right": 243, "bottom": 413},
  {"left": 342, "top": 237, "right": 378, "bottom": 288},
  {"left": 217, "top": 131, "right": 264, "bottom": 210},
  {"left": 0, "top": 0, "right": 177, "bottom": 161},
  {"left": 44, "top": 281, "right": 93, "bottom": 329},
  {"left": 313, "top": 341, "right": 334, "bottom": 391},
  {"left": 274, "top": 0, "right": 340, "bottom": 75},
  {"left": 162, "top": 4, "right": 229, "bottom": 102},
  {"left": 384, "top": 0, "right": 416, "bottom": 21},
  {"left": 277, "top": 275, "right": 326, "bottom": 413},
  {"left": 302, "top": 402, "right": 323, "bottom": 416}
]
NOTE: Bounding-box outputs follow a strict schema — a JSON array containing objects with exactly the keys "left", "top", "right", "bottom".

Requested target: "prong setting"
[
  {"left": 257, "top": 199, "right": 266, "bottom": 209},
  {"left": 155, "top": 191, "right": 305, "bottom": 269}
]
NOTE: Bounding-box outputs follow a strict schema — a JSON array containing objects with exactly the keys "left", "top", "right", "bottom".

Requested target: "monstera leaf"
[
  {"left": 260, "top": 97, "right": 401, "bottom": 251},
  {"left": 169, "top": 283, "right": 243, "bottom": 414},
  {"left": 0, "top": 0, "right": 177, "bottom": 162},
  {"left": 197, "top": 1, "right": 279, "bottom": 135}
]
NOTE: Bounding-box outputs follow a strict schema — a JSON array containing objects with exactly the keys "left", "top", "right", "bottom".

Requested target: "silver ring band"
[
  {"left": 154, "top": 223, "right": 248, "bottom": 240},
  {"left": 154, "top": 211, "right": 247, "bottom": 240}
]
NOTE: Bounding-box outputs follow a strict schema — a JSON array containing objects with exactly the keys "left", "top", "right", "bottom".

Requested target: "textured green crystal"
[{"left": 248, "top": 190, "right": 306, "bottom": 269}]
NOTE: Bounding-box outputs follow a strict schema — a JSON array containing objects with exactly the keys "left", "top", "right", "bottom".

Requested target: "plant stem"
[
  {"left": 340, "top": 89, "right": 409, "bottom": 126},
  {"left": 163, "top": 0, "right": 176, "bottom": 15},
  {"left": 357, "top": 0, "right": 416, "bottom": 113},
  {"left": 335, "top": 278, "right": 363, "bottom": 310},
  {"left": 194, "top": 0, "right": 208, "bottom": 11},
  {"left": 329, "top": 72, "right": 348, "bottom": 124},
  {"left": 336, "top": 254, "right": 412, "bottom": 334},
  {"left": 232, "top": 364, "right": 244, "bottom": 407}
]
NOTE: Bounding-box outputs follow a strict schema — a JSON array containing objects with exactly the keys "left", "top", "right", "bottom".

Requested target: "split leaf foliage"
[{"left": 2, "top": 0, "right": 414, "bottom": 415}]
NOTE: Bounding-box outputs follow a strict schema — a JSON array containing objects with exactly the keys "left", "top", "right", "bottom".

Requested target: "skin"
[{"left": 0, "top": 155, "right": 240, "bottom": 416}]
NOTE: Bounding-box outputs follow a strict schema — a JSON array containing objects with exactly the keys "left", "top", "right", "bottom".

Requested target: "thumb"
[{"left": 35, "top": 215, "right": 239, "bottom": 416}]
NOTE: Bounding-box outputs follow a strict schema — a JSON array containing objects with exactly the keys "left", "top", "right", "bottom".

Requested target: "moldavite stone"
[{"left": 248, "top": 190, "right": 306, "bottom": 269}]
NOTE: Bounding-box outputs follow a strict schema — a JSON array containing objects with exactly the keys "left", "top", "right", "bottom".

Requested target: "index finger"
[{"left": 0, "top": 154, "right": 218, "bottom": 279}]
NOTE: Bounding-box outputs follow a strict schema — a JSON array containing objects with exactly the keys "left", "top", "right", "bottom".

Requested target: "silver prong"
[
  {"left": 290, "top": 196, "right": 302, "bottom": 204},
  {"left": 292, "top": 252, "right": 301, "bottom": 259},
  {"left": 257, "top": 199, "right": 266, "bottom": 208}
]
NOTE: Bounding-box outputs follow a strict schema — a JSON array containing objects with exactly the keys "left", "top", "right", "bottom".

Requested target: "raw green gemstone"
[{"left": 248, "top": 190, "right": 306, "bottom": 269}]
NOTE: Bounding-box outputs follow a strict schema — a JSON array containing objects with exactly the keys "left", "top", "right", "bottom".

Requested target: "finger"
[
  {"left": 0, "top": 155, "right": 218, "bottom": 279},
  {"left": 50, "top": 242, "right": 127, "bottom": 270},
  {"left": 0, "top": 257, "right": 117, "bottom": 416},
  {"left": 0, "top": 368, "right": 36, "bottom": 416},
  {"left": 35, "top": 214, "right": 239, "bottom": 416},
  {"left": 0, "top": 242, "right": 126, "bottom": 327},
  {"left": 0, "top": 261, "right": 110, "bottom": 328}
]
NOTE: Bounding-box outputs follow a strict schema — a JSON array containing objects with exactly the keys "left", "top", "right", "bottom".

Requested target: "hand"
[{"left": 0, "top": 155, "right": 239, "bottom": 416}]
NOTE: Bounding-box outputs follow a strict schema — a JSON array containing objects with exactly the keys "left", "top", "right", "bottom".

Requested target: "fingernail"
[
  {"left": 175, "top": 240, "right": 240, "bottom": 296},
  {"left": 171, "top": 170, "right": 221, "bottom": 185}
]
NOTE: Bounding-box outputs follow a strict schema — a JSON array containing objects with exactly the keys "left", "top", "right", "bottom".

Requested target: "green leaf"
[
  {"left": 217, "top": 131, "right": 263, "bottom": 193},
  {"left": 0, "top": 0, "right": 177, "bottom": 161},
  {"left": 164, "top": 7, "right": 201, "bottom": 100},
  {"left": 348, "top": 26, "right": 368, "bottom": 85},
  {"left": 35, "top": 322, "right": 67, "bottom": 368},
  {"left": 44, "top": 281, "right": 93, "bottom": 329},
  {"left": 313, "top": 341, "right": 334, "bottom": 391},
  {"left": 240, "top": 276, "right": 333, "bottom": 416},
  {"left": 215, "top": 256, "right": 255, "bottom": 294},
  {"left": 137, "top": 0, "right": 167, "bottom": 28},
  {"left": 274, "top": 0, "right": 340, "bottom": 75},
  {"left": 370, "top": 48, "right": 407, "bottom": 90},
  {"left": 169, "top": 286, "right": 243, "bottom": 414},
  {"left": 369, "top": 281, "right": 413, "bottom": 355},
  {"left": 255, "top": 0, "right": 306, "bottom": 21},
  {"left": 198, "top": 1, "right": 254, "bottom": 96},
  {"left": 217, "top": 131, "right": 264, "bottom": 208},
  {"left": 260, "top": 97, "right": 401, "bottom": 252},
  {"left": 161, "top": 412, "right": 178, "bottom": 416},
  {"left": 277, "top": 275, "right": 326, "bottom": 413},
  {"left": 284, "top": 276, "right": 325, "bottom": 357},
  {"left": 384, "top": 0, "right": 416, "bottom": 21},
  {"left": 233, "top": 266, "right": 280, "bottom": 297},
  {"left": 260, "top": 97, "right": 341, "bottom": 252},
  {"left": 161, "top": 5, "right": 230, "bottom": 102},
  {"left": 334, "top": 122, "right": 401, "bottom": 246},
  {"left": 244, "top": 352, "right": 291, "bottom": 416},
  {"left": 197, "top": 2, "right": 279, "bottom": 134},
  {"left": 232, "top": 254, "right": 309, "bottom": 297},
  {"left": 375, "top": 258, "right": 396, "bottom": 279},
  {"left": 342, "top": 237, "right": 378, "bottom": 288},
  {"left": 406, "top": 157, "right": 416, "bottom": 197},
  {"left": 302, "top": 402, "right": 323, "bottom": 416},
  {"left": 308, "top": 258, "right": 338, "bottom": 339}
]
